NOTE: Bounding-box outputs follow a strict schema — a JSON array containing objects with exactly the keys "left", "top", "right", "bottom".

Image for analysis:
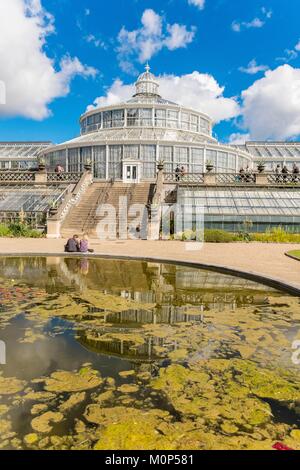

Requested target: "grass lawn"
[{"left": 287, "top": 250, "right": 300, "bottom": 260}]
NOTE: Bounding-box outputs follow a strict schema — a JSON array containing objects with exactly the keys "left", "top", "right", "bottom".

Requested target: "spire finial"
[{"left": 145, "top": 63, "right": 150, "bottom": 73}]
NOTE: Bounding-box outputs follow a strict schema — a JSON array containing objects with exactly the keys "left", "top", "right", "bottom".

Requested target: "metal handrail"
[
  {"left": 82, "top": 181, "right": 111, "bottom": 233},
  {"left": 47, "top": 186, "right": 72, "bottom": 217}
]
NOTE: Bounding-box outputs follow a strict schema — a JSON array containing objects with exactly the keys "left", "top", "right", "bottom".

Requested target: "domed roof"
[
  {"left": 133, "top": 64, "right": 161, "bottom": 98},
  {"left": 136, "top": 64, "right": 157, "bottom": 83}
]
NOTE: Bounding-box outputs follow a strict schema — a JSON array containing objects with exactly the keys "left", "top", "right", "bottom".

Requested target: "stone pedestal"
[
  {"left": 256, "top": 173, "right": 269, "bottom": 185},
  {"left": 34, "top": 171, "right": 47, "bottom": 184},
  {"left": 47, "top": 219, "right": 61, "bottom": 239},
  {"left": 203, "top": 173, "right": 216, "bottom": 185}
]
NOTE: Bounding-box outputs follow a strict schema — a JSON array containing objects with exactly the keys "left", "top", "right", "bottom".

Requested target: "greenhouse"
[
  {"left": 0, "top": 66, "right": 300, "bottom": 235},
  {"left": 43, "top": 66, "right": 254, "bottom": 182},
  {"left": 177, "top": 187, "right": 300, "bottom": 232}
]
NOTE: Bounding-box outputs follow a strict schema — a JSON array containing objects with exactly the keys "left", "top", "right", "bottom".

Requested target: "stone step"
[{"left": 61, "top": 182, "right": 153, "bottom": 237}]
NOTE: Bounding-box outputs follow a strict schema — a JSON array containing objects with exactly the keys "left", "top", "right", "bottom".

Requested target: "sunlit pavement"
[{"left": 0, "top": 239, "right": 299, "bottom": 292}]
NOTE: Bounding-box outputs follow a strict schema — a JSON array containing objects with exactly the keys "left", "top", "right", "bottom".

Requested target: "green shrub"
[
  {"left": 253, "top": 227, "right": 300, "bottom": 243},
  {"left": 8, "top": 222, "right": 29, "bottom": 237},
  {"left": 0, "top": 224, "right": 11, "bottom": 237},
  {"left": 204, "top": 229, "right": 237, "bottom": 243},
  {"left": 0, "top": 222, "right": 44, "bottom": 238}
]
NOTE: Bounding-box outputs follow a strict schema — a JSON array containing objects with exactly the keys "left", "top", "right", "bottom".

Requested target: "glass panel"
[
  {"left": 103, "top": 111, "right": 112, "bottom": 128},
  {"left": 127, "top": 109, "right": 139, "bottom": 127},
  {"left": 181, "top": 112, "right": 189, "bottom": 130},
  {"left": 48, "top": 149, "right": 67, "bottom": 171},
  {"left": 141, "top": 145, "right": 156, "bottom": 178},
  {"left": 160, "top": 146, "right": 173, "bottom": 162},
  {"left": 124, "top": 145, "right": 139, "bottom": 160},
  {"left": 191, "top": 148, "right": 204, "bottom": 173},
  {"left": 139, "top": 109, "right": 152, "bottom": 126},
  {"left": 68, "top": 148, "right": 79, "bottom": 172},
  {"left": 111, "top": 109, "right": 124, "bottom": 127},
  {"left": 109, "top": 145, "right": 122, "bottom": 179},
  {"left": 155, "top": 109, "right": 166, "bottom": 127},
  {"left": 80, "top": 147, "right": 92, "bottom": 172},
  {"left": 94, "top": 146, "right": 106, "bottom": 179}
]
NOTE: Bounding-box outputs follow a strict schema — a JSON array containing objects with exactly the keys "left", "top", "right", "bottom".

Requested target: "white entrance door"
[{"left": 125, "top": 164, "right": 139, "bottom": 183}]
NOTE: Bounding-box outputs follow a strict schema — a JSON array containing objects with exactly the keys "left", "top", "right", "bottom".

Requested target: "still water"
[{"left": 0, "top": 256, "right": 299, "bottom": 450}]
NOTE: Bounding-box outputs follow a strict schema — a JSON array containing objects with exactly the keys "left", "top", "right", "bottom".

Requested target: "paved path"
[{"left": 0, "top": 238, "right": 299, "bottom": 293}]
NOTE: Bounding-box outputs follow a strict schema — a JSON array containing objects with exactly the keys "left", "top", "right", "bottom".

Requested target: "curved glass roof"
[
  {"left": 0, "top": 186, "right": 66, "bottom": 212},
  {"left": 0, "top": 142, "right": 51, "bottom": 159},
  {"left": 56, "top": 127, "right": 216, "bottom": 146},
  {"left": 178, "top": 187, "right": 300, "bottom": 217}
]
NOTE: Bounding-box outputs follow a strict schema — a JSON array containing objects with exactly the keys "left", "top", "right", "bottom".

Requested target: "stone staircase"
[{"left": 60, "top": 181, "right": 154, "bottom": 239}]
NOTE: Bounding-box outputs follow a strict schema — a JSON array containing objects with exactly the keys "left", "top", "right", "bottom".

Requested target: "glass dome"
[{"left": 134, "top": 64, "right": 160, "bottom": 97}]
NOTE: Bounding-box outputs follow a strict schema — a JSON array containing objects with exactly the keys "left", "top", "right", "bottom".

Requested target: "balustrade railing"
[
  {"left": 163, "top": 172, "right": 300, "bottom": 186},
  {"left": 47, "top": 172, "right": 82, "bottom": 183},
  {"left": 267, "top": 174, "right": 300, "bottom": 185},
  {"left": 216, "top": 173, "right": 256, "bottom": 184},
  {"left": 0, "top": 171, "right": 35, "bottom": 182},
  {"left": 164, "top": 173, "right": 204, "bottom": 184}
]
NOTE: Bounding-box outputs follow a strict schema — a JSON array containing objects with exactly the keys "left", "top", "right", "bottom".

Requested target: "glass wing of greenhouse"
[
  {"left": 177, "top": 187, "right": 300, "bottom": 232},
  {"left": 0, "top": 185, "right": 67, "bottom": 212},
  {"left": 0, "top": 142, "right": 52, "bottom": 170}
]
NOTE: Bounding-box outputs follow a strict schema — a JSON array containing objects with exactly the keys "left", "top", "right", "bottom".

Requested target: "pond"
[{"left": 0, "top": 256, "right": 299, "bottom": 450}]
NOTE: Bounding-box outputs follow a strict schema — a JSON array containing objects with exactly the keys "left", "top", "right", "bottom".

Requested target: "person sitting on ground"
[
  {"left": 64, "top": 235, "right": 80, "bottom": 253},
  {"left": 79, "top": 234, "right": 94, "bottom": 253}
]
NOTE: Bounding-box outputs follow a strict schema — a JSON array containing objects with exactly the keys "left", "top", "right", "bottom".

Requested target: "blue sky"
[{"left": 0, "top": 0, "right": 300, "bottom": 144}]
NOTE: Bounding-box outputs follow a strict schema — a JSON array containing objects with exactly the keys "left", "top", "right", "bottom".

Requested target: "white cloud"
[
  {"left": 261, "top": 7, "right": 273, "bottom": 19},
  {"left": 227, "top": 133, "right": 250, "bottom": 145},
  {"left": 0, "top": 0, "right": 97, "bottom": 120},
  {"left": 164, "top": 24, "right": 196, "bottom": 50},
  {"left": 87, "top": 79, "right": 134, "bottom": 110},
  {"left": 277, "top": 40, "right": 300, "bottom": 62},
  {"left": 232, "top": 7, "right": 272, "bottom": 32},
  {"left": 239, "top": 59, "right": 269, "bottom": 75},
  {"left": 116, "top": 9, "right": 196, "bottom": 73},
  {"left": 88, "top": 71, "right": 240, "bottom": 124},
  {"left": 240, "top": 65, "right": 300, "bottom": 140},
  {"left": 85, "top": 34, "right": 107, "bottom": 49},
  {"left": 188, "top": 0, "right": 205, "bottom": 10}
]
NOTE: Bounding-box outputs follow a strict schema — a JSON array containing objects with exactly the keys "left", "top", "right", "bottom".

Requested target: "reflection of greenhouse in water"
[
  {"left": 77, "top": 329, "right": 165, "bottom": 362},
  {"left": 0, "top": 256, "right": 275, "bottom": 312}
]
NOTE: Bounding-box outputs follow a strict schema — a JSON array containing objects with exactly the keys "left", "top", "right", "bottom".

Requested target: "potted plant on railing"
[
  {"left": 84, "top": 158, "right": 92, "bottom": 171},
  {"left": 205, "top": 160, "right": 214, "bottom": 173},
  {"left": 49, "top": 201, "right": 58, "bottom": 217},
  {"left": 257, "top": 161, "right": 266, "bottom": 173},
  {"left": 37, "top": 156, "right": 46, "bottom": 172}
]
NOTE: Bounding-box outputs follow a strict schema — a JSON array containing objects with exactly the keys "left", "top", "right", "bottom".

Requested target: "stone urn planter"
[
  {"left": 257, "top": 163, "right": 265, "bottom": 173},
  {"left": 38, "top": 162, "right": 46, "bottom": 171},
  {"left": 206, "top": 163, "right": 214, "bottom": 173},
  {"left": 157, "top": 163, "right": 164, "bottom": 171},
  {"left": 49, "top": 207, "right": 58, "bottom": 217},
  {"left": 84, "top": 159, "right": 92, "bottom": 171}
]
